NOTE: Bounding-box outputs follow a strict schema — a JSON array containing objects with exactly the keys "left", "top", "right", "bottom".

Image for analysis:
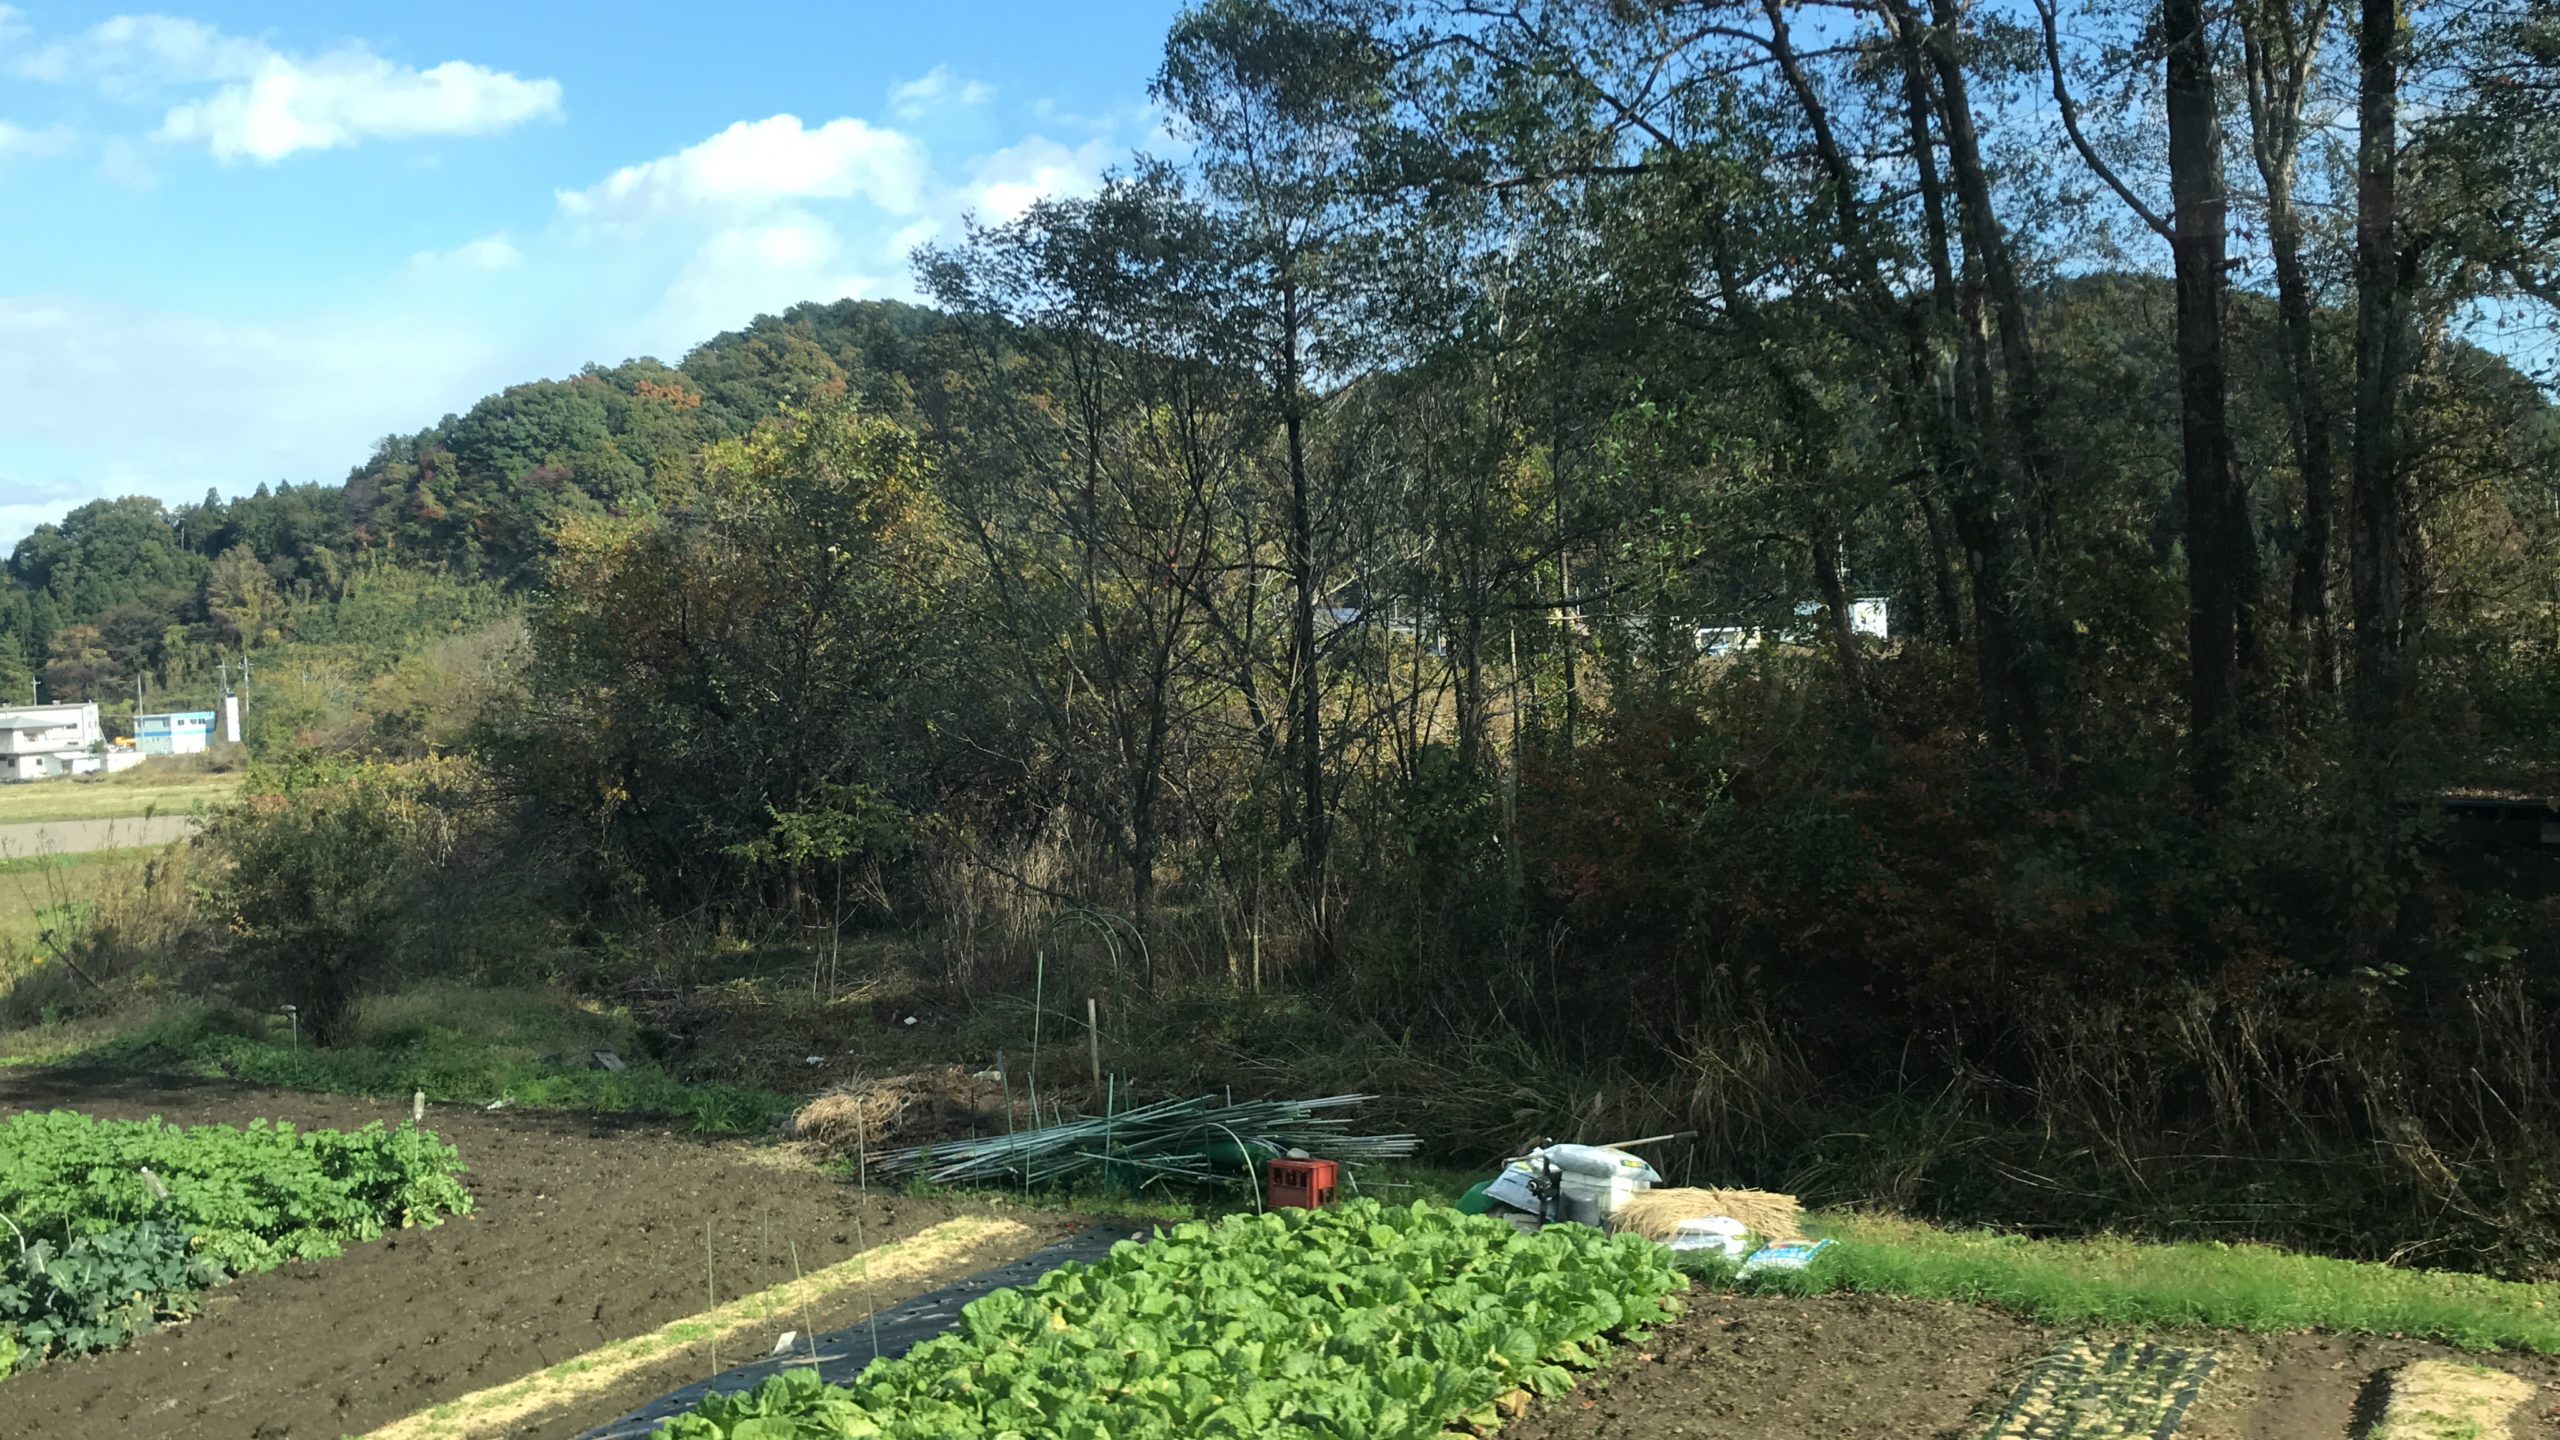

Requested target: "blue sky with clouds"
[{"left": 0, "top": 1, "right": 1185, "bottom": 543}]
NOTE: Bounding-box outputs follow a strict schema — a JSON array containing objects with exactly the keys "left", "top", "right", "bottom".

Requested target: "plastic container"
[
  {"left": 1267, "top": 1157, "right": 1339, "bottom": 1210},
  {"left": 1556, "top": 1169, "right": 1652, "bottom": 1225},
  {"left": 1537, "top": 1144, "right": 1661, "bottom": 1183},
  {"left": 1667, "top": 1216, "right": 1752, "bottom": 1257}
]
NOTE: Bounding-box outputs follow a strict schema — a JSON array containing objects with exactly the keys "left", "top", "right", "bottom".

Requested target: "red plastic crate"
[{"left": 1266, "top": 1157, "right": 1339, "bottom": 1210}]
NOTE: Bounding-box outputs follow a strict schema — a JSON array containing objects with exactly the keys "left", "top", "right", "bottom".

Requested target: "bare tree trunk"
[
  {"left": 1279, "top": 280, "right": 1332, "bottom": 967},
  {"left": 1884, "top": 1, "right": 1976, "bottom": 655},
  {"left": 1812, "top": 527, "right": 1872, "bottom": 719},
  {"left": 1912, "top": 0, "right": 2052, "bottom": 757},
  {"left": 1916, "top": 488, "right": 1966, "bottom": 646},
  {"left": 2166, "top": 0, "right": 2258, "bottom": 799},
  {"left": 1926, "top": 0, "right": 2063, "bottom": 563},
  {"left": 2351, "top": 0, "right": 2410, "bottom": 734},
  {"left": 2241, "top": 0, "right": 2340, "bottom": 700}
]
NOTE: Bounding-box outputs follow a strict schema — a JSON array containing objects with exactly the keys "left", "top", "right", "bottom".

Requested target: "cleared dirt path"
[
  {"left": 0, "top": 1068, "right": 1068, "bottom": 1440},
  {"left": 0, "top": 813, "right": 199, "bottom": 857}
]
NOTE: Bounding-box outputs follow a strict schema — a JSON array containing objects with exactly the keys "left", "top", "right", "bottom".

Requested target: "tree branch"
[{"left": 2035, "top": 0, "right": 2174, "bottom": 241}]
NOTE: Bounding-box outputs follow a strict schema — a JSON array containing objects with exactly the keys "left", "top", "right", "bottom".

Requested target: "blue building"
[{"left": 136, "top": 711, "right": 218, "bottom": 756}]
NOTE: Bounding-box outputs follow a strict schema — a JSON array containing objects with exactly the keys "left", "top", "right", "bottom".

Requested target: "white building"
[
  {"left": 136, "top": 711, "right": 218, "bottom": 756},
  {"left": 1697, "top": 596, "right": 1890, "bottom": 658},
  {"left": 0, "top": 701, "right": 108, "bottom": 781}
]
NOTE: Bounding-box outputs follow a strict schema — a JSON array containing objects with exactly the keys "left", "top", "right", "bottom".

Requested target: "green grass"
[
  {"left": 0, "top": 771, "right": 240, "bottom": 826},
  {"left": 5, "top": 985, "right": 795, "bottom": 1134},
  {"left": 1687, "top": 1211, "right": 2560, "bottom": 1353}
]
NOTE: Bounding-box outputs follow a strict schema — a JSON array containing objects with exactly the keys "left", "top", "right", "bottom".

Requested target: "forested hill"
[
  {"left": 0, "top": 298, "right": 949, "bottom": 705},
  {"left": 1, "top": 276, "right": 2549, "bottom": 718}
]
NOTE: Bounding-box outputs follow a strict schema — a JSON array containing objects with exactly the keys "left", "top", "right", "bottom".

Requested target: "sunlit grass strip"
[
  {"left": 360, "top": 1215, "right": 1039, "bottom": 1440},
  {"left": 1685, "top": 1212, "right": 2560, "bottom": 1353}
]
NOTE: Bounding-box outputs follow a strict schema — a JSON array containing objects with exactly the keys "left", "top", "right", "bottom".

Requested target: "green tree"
[
  {"left": 925, "top": 166, "right": 1257, "bottom": 933},
  {"left": 42, "top": 624, "right": 115, "bottom": 702},
  {"left": 512, "top": 403, "right": 957, "bottom": 910},
  {"left": 205, "top": 544, "right": 287, "bottom": 650},
  {"left": 8, "top": 497, "right": 208, "bottom": 620}
]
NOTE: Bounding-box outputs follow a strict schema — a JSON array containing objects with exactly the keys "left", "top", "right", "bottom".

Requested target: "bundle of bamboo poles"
[{"left": 870, "top": 1093, "right": 1419, "bottom": 1189}]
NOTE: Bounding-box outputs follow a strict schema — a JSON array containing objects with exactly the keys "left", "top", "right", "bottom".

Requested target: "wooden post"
[{"left": 1085, "top": 998, "right": 1103, "bottom": 1091}]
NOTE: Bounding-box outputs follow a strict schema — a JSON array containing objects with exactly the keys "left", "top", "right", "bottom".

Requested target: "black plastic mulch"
[{"left": 574, "top": 1223, "right": 1151, "bottom": 1439}]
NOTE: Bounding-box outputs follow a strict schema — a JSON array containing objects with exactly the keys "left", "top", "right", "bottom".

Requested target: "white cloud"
[
  {"left": 12, "top": 14, "right": 267, "bottom": 96},
  {"left": 11, "top": 14, "right": 562, "bottom": 162},
  {"left": 890, "top": 64, "right": 995, "bottom": 120},
  {"left": 638, "top": 211, "right": 892, "bottom": 358},
  {"left": 0, "top": 5, "right": 29, "bottom": 47},
  {"left": 160, "top": 52, "right": 561, "bottom": 163},
  {"left": 964, "top": 133, "right": 1116, "bottom": 223},
  {"left": 409, "top": 232, "right": 522, "bottom": 273},
  {"left": 0, "top": 120, "right": 74, "bottom": 161},
  {"left": 561, "top": 108, "right": 1136, "bottom": 358},
  {"left": 558, "top": 114, "right": 929, "bottom": 224}
]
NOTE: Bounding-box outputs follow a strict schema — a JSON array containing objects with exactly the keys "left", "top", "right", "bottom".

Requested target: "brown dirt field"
[
  {"left": 2177, "top": 1331, "right": 2560, "bottom": 1440},
  {"left": 0, "top": 1067, "right": 1072, "bottom": 1440},
  {"left": 1506, "top": 1292, "right": 2560, "bottom": 1440},
  {"left": 1502, "top": 1293, "right": 2052, "bottom": 1439}
]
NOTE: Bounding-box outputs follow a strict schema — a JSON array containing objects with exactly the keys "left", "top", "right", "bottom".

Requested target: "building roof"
[{"left": 0, "top": 703, "right": 97, "bottom": 728}]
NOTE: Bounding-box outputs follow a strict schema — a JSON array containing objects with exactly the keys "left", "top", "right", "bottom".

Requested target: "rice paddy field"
[{"left": 0, "top": 769, "right": 240, "bottom": 827}]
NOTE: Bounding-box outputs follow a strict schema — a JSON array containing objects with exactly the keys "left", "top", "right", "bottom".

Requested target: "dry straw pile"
[
  {"left": 790, "top": 1067, "right": 1006, "bottom": 1151},
  {"left": 1610, "top": 1187, "right": 1804, "bottom": 1243}
]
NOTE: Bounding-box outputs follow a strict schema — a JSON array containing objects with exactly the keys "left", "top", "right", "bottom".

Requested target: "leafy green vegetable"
[
  {"left": 0, "top": 1220, "right": 224, "bottom": 1363},
  {"left": 0, "top": 1109, "right": 472, "bottom": 1271},
  {"left": 0, "top": 1110, "right": 472, "bottom": 1380},
  {"left": 659, "top": 1200, "right": 1684, "bottom": 1440}
]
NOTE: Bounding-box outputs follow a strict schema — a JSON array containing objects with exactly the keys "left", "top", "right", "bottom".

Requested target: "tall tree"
[
  {"left": 2164, "top": 0, "right": 2260, "bottom": 794},
  {"left": 925, "top": 169, "right": 1253, "bottom": 934},
  {"left": 2350, "top": 0, "right": 2411, "bottom": 731},
  {"left": 1159, "top": 0, "right": 1396, "bottom": 968},
  {"left": 2239, "top": 0, "right": 2342, "bottom": 697}
]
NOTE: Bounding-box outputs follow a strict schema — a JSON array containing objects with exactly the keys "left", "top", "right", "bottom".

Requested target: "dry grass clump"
[
  {"left": 790, "top": 1066, "right": 1008, "bottom": 1150},
  {"left": 2370, "top": 1359, "right": 2532, "bottom": 1440},
  {"left": 1611, "top": 1186, "right": 1804, "bottom": 1243}
]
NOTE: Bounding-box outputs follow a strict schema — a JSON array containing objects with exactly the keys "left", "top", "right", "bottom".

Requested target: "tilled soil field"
[
  {"left": 1503, "top": 1293, "right": 2053, "bottom": 1439},
  {"left": 0, "top": 1067, "right": 1067, "bottom": 1440},
  {"left": 15, "top": 1067, "right": 2560, "bottom": 1440},
  {"left": 1506, "top": 1292, "right": 2560, "bottom": 1440}
]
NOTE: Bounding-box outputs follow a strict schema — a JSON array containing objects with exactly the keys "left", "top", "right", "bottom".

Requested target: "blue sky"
[{"left": 0, "top": 1, "right": 1186, "bottom": 543}]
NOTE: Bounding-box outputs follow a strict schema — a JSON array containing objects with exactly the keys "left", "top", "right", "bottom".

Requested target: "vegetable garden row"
[
  {"left": 0, "top": 1110, "right": 473, "bottom": 1381},
  {"left": 661, "top": 1200, "right": 1688, "bottom": 1440}
]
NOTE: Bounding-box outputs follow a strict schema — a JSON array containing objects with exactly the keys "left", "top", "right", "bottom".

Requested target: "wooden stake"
[{"left": 1086, "top": 998, "right": 1102, "bottom": 1090}]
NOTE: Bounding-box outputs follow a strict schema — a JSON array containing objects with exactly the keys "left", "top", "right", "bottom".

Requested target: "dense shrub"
[{"left": 195, "top": 755, "right": 549, "bottom": 1045}]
